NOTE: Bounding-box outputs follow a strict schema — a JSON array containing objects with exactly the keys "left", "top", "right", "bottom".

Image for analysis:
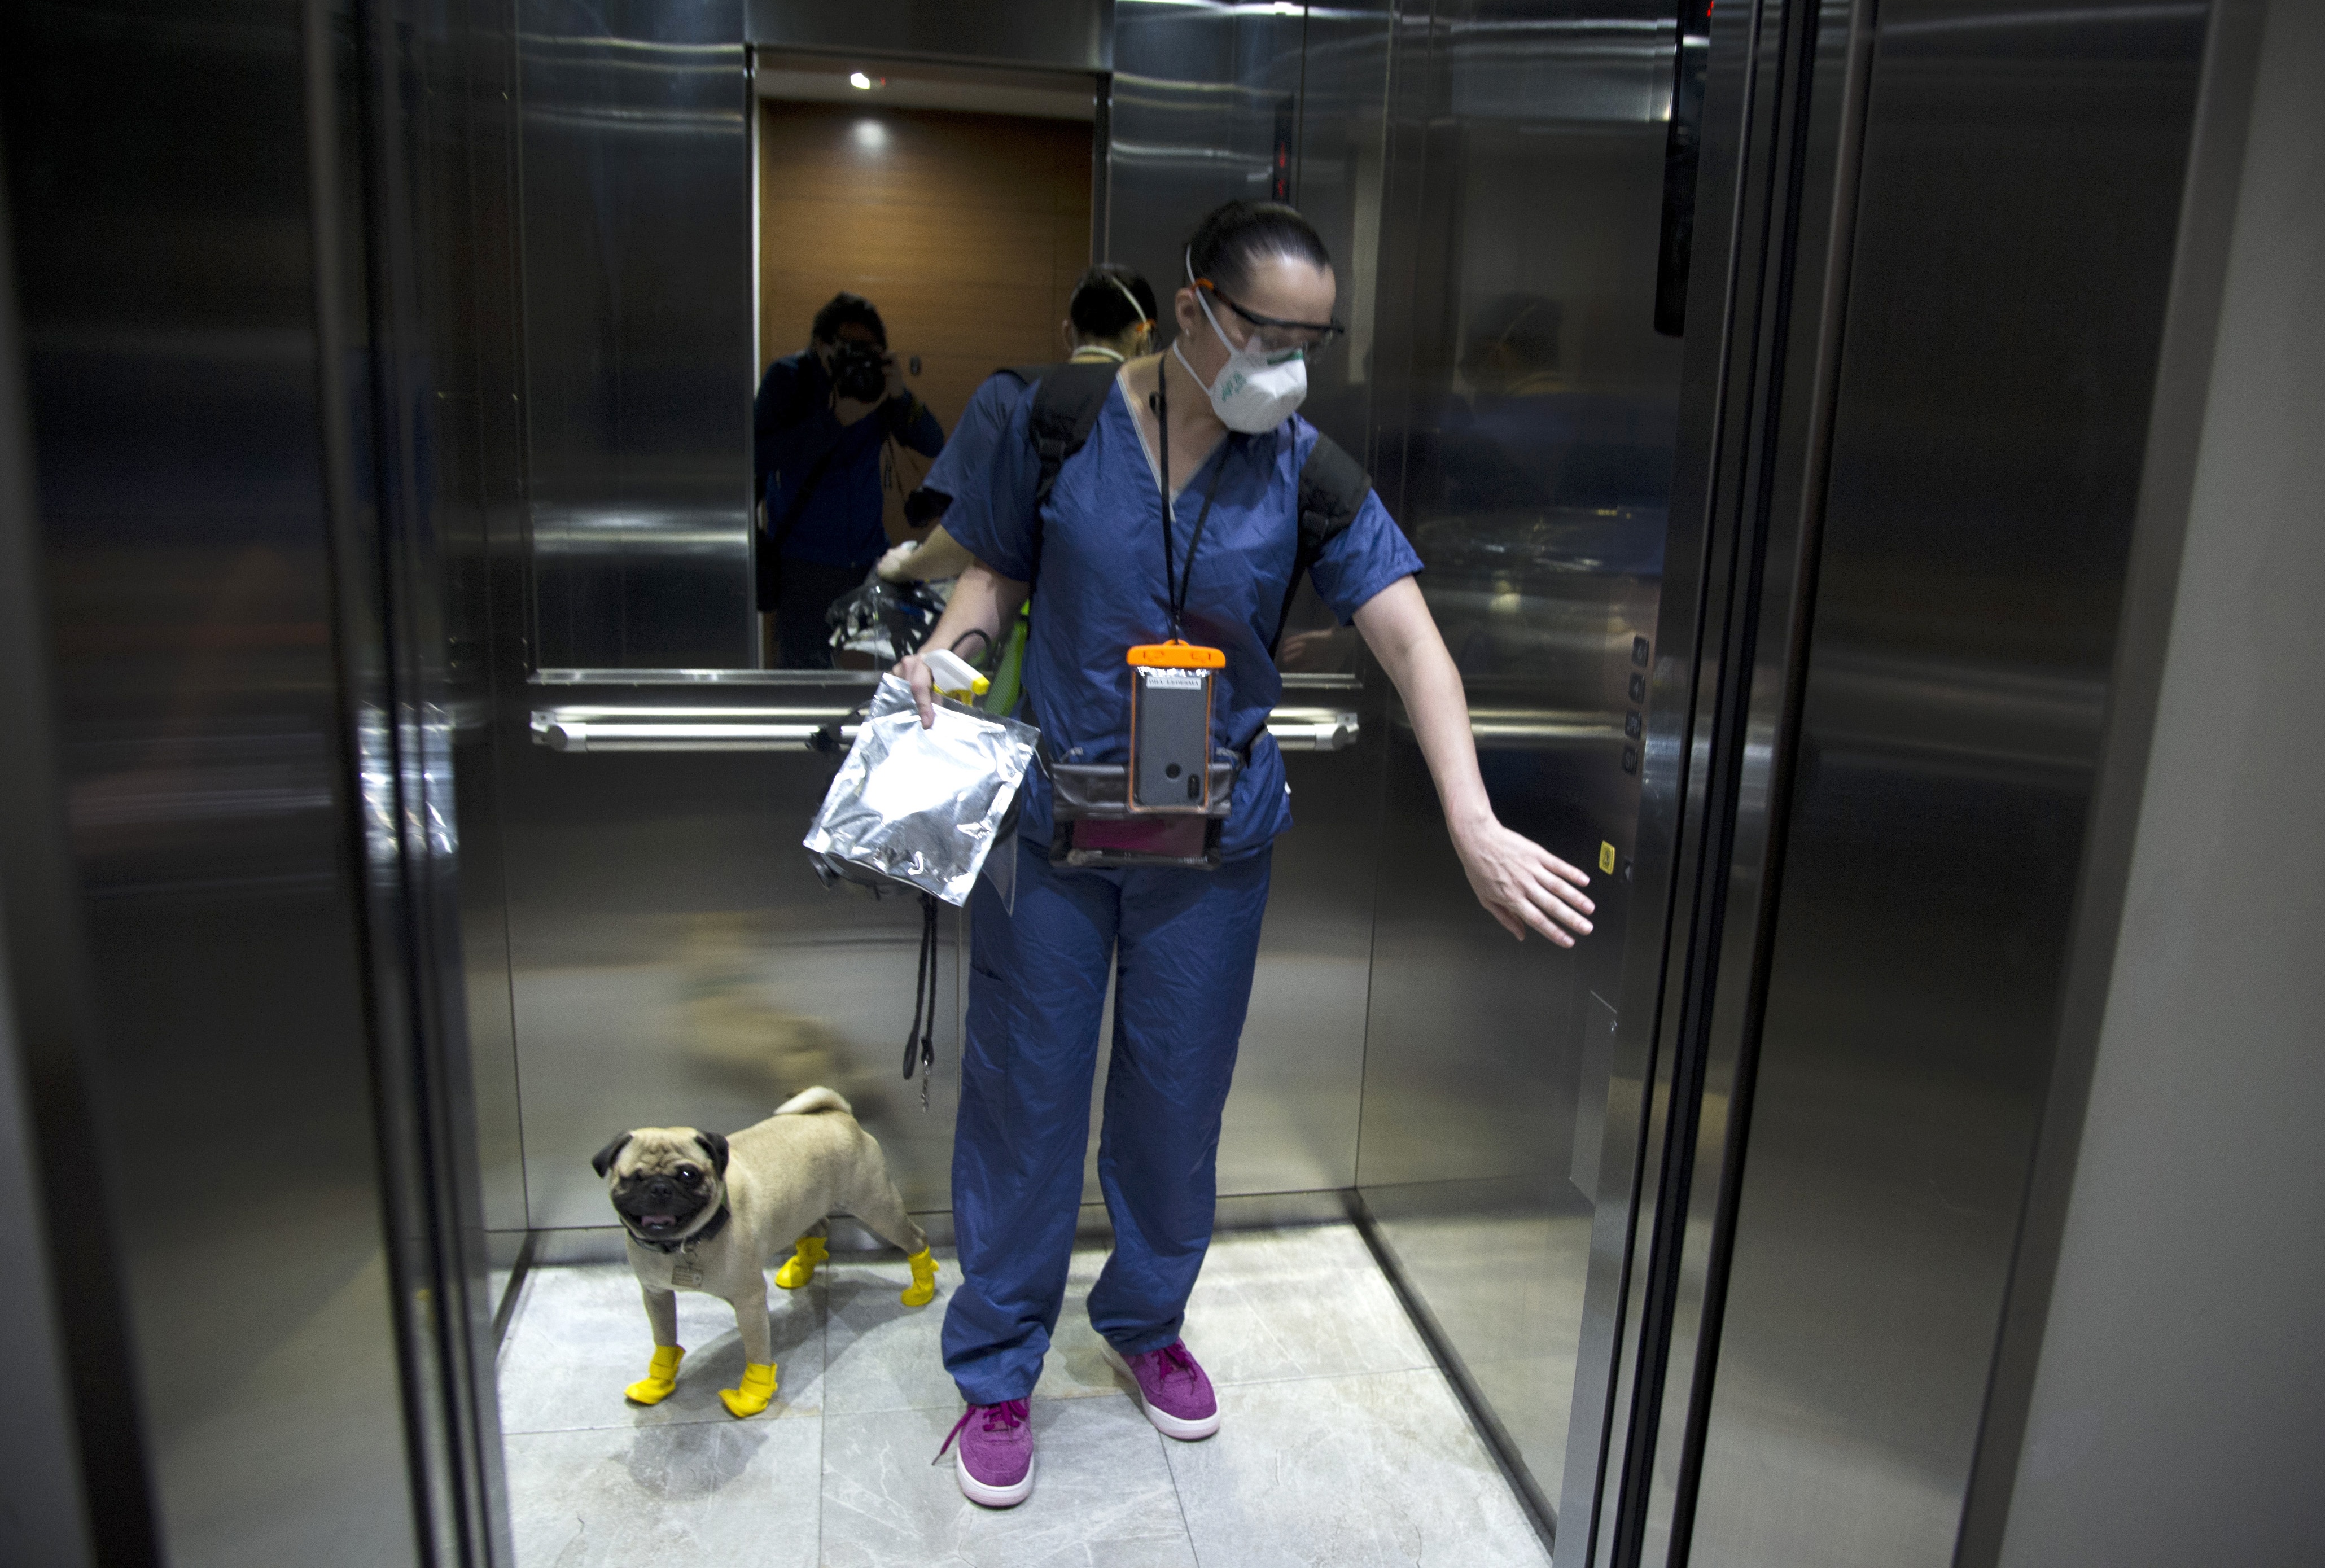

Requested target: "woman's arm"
[
  {"left": 1354, "top": 576, "right": 1596, "bottom": 946},
  {"left": 878, "top": 524, "right": 975, "bottom": 583},
  {"left": 894, "top": 560, "right": 1030, "bottom": 728},
  {"left": 894, "top": 393, "right": 945, "bottom": 458}
]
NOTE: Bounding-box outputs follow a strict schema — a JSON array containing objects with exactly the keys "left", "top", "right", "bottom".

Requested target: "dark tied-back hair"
[
  {"left": 1183, "top": 200, "right": 1332, "bottom": 297},
  {"left": 1068, "top": 264, "right": 1158, "bottom": 339},
  {"left": 812, "top": 291, "right": 887, "bottom": 347}
]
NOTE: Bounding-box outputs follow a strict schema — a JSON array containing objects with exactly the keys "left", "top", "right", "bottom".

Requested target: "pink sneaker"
[
  {"left": 936, "top": 1399, "right": 1034, "bottom": 1506},
  {"left": 1107, "top": 1339, "right": 1220, "bottom": 1440}
]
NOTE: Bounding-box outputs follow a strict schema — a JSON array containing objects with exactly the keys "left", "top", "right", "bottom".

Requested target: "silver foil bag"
[{"left": 803, "top": 674, "right": 1039, "bottom": 906}]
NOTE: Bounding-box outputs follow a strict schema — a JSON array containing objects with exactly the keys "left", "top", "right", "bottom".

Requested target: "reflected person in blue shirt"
[{"left": 754, "top": 292, "right": 944, "bottom": 667}]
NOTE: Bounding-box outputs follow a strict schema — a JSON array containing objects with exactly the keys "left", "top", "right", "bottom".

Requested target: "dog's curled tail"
[{"left": 773, "top": 1086, "right": 852, "bottom": 1117}]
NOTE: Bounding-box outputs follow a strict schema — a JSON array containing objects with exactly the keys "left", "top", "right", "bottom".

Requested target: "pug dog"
[{"left": 592, "top": 1086, "right": 937, "bottom": 1418}]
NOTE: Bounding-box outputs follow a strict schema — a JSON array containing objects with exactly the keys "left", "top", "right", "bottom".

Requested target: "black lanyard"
[{"left": 1155, "top": 360, "right": 1225, "bottom": 641}]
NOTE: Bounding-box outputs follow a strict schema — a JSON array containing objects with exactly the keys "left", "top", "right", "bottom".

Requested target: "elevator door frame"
[{"left": 1557, "top": 0, "right": 1881, "bottom": 1561}]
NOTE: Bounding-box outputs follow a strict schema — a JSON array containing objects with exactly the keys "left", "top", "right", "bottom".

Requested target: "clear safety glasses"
[{"left": 1196, "top": 278, "right": 1347, "bottom": 361}]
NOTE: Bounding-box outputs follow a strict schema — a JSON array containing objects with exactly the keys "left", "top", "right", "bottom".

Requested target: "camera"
[{"left": 829, "top": 340, "right": 889, "bottom": 403}]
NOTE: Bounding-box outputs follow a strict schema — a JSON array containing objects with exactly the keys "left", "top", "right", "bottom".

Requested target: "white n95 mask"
[{"left": 1176, "top": 285, "right": 1308, "bottom": 433}]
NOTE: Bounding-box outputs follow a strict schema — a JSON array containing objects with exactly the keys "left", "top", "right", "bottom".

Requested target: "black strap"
[
  {"left": 903, "top": 893, "right": 938, "bottom": 1111},
  {"left": 765, "top": 358, "right": 839, "bottom": 549},
  {"left": 1271, "top": 432, "right": 1373, "bottom": 659},
  {"left": 770, "top": 444, "right": 838, "bottom": 557},
  {"left": 773, "top": 381, "right": 925, "bottom": 552},
  {"left": 1155, "top": 358, "right": 1227, "bottom": 641},
  {"left": 631, "top": 1199, "right": 733, "bottom": 1254},
  {"left": 1025, "top": 360, "right": 1120, "bottom": 549}
]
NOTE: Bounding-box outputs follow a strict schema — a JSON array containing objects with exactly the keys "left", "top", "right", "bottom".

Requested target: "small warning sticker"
[
  {"left": 1141, "top": 667, "right": 1207, "bottom": 690},
  {"left": 1599, "top": 841, "right": 1617, "bottom": 874}
]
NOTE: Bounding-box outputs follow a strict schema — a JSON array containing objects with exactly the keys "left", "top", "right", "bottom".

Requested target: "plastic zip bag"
[{"left": 804, "top": 673, "right": 1039, "bottom": 908}]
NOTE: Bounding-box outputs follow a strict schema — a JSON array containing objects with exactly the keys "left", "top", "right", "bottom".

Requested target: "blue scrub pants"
[{"left": 942, "top": 835, "right": 1273, "bottom": 1404}]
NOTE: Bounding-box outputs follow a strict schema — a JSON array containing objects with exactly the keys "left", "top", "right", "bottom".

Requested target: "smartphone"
[{"left": 1126, "top": 642, "right": 1224, "bottom": 812}]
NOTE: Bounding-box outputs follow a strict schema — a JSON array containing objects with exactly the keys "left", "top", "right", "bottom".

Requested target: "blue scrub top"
[
  {"left": 946, "top": 373, "right": 1422, "bottom": 860},
  {"left": 922, "top": 369, "right": 1024, "bottom": 507}
]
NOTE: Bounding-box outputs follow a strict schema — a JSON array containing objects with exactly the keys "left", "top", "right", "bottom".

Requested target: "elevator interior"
[{"left": 3, "top": 0, "right": 2308, "bottom": 1565}]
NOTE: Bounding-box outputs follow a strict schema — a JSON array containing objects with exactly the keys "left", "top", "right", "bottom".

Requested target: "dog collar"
[{"left": 629, "top": 1199, "right": 732, "bottom": 1254}]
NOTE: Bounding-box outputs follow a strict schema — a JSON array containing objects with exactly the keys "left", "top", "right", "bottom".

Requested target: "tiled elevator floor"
[{"left": 496, "top": 1221, "right": 1551, "bottom": 1567}]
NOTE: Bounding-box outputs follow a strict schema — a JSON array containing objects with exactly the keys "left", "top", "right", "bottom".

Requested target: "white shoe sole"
[
  {"left": 1102, "top": 1343, "right": 1222, "bottom": 1440},
  {"left": 956, "top": 1451, "right": 1035, "bottom": 1508}
]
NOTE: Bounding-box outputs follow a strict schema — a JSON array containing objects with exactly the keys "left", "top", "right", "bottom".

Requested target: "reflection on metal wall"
[
  {"left": 496, "top": 0, "right": 1402, "bottom": 1239},
  {"left": 508, "top": 673, "right": 1378, "bottom": 1230},
  {"left": 1353, "top": 0, "right": 1683, "bottom": 1537},
  {"left": 745, "top": 0, "right": 1112, "bottom": 72},
  {"left": 519, "top": 0, "right": 755, "bottom": 669},
  {"left": 503, "top": 674, "right": 967, "bottom": 1228},
  {"left": 1678, "top": 5, "right": 2214, "bottom": 1566},
  {"left": 1107, "top": 0, "right": 1390, "bottom": 469},
  {"left": 0, "top": 0, "right": 472, "bottom": 1554}
]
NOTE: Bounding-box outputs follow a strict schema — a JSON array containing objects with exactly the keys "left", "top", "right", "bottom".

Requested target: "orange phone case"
[
  {"left": 1127, "top": 641, "right": 1227, "bottom": 669},
  {"left": 1126, "top": 640, "right": 1222, "bottom": 812}
]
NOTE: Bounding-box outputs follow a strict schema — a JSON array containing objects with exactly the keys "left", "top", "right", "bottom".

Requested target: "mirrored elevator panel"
[
  {"left": 1354, "top": 0, "right": 1683, "bottom": 1517},
  {"left": 519, "top": 0, "right": 756, "bottom": 671}
]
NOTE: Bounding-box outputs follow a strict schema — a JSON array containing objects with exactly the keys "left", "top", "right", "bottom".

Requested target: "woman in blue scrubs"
[{"left": 897, "top": 201, "right": 1597, "bottom": 1508}]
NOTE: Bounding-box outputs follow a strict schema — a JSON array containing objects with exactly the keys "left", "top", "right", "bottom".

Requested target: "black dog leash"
[{"left": 903, "top": 892, "right": 939, "bottom": 1110}]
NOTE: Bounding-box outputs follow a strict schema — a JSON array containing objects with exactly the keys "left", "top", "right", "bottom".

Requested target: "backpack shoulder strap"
[
  {"left": 1275, "top": 432, "right": 1374, "bottom": 658},
  {"left": 1014, "top": 360, "right": 1120, "bottom": 588},
  {"left": 1296, "top": 432, "right": 1370, "bottom": 553},
  {"left": 1026, "top": 359, "right": 1119, "bottom": 510}
]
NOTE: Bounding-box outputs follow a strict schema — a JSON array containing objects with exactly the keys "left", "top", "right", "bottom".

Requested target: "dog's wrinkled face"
[{"left": 592, "top": 1127, "right": 731, "bottom": 1244}]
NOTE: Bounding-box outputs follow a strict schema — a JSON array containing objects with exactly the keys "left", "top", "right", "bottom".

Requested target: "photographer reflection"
[{"left": 754, "top": 292, "right": 944, "bottom": 668}]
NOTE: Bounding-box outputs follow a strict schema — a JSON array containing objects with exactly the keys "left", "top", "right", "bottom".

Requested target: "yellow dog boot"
[
  {"left": 900, "top": 1246, "right": 939, "bottom": 1307},
  {"left": 624, "top": 1344, "right": 683, "bottom": 1405},
  {"left": 719, "top": 1361, "right": 778, "bottom": 1418},
  {"left": 774, "top": 1234, "right": 828, "bottom": 1290}
]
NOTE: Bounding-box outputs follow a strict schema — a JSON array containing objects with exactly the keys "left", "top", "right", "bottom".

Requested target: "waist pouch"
[{"left": 1048, "top": 759, "right": 1238, "bottom": 870}]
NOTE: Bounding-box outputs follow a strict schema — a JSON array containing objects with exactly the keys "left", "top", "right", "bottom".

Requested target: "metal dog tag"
[{"left": 671, "top": 1260, "right": 704, "bottom": 1289}]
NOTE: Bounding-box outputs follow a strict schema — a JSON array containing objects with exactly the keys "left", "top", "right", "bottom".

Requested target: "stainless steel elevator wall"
[
  {"left": 742, "top": 0, "right": 1113, "bottom": 73},
  {"left": 498, "top": 2, "right": 1403, "bottom": 1235},
  {"left": 518, "top": 0, "right": 756, "bottom": 670},
  {"left": 506, "top": 674, "right": 966, "bottom": 1227},
  {"left": 1106, "top": 0, "right": 1308, "bottom": 339},
  {"left": 509, "top": 671, "right": 1381, "bottom": 1229},
  {"left": 1680, "top": 6, "right": 2213, "bottom": 1565},
  {"left": 1353, "top": 0, "right": 1684, "bottom": 1525},
  {"left": 0, "top": 1, "right": 468, "bottom": 1561}
]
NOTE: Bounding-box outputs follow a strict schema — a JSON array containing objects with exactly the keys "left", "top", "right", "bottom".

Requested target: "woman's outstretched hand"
[{"left": 1451, "top": 814, "right": 1595, "bottom": 945}]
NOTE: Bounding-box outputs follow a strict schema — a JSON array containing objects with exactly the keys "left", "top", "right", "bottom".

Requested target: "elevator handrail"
[{"left": 529, "top": 704, "right": 1364, "bottom": 754}]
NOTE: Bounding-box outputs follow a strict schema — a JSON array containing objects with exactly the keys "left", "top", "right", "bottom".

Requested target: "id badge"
[{"left": 1127, "top": 641, "right": 1224, "bottom": 812}]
